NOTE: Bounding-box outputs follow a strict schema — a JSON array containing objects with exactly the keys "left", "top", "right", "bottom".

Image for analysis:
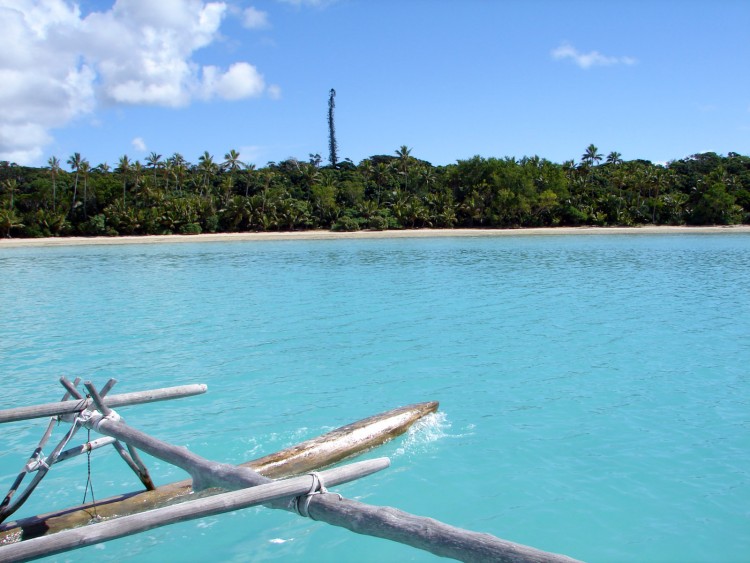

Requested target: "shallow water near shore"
[{"left": 1, "top": 232, "right": 749, "bottom": 562}]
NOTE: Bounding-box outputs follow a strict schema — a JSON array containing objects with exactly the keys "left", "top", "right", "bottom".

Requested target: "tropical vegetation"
[{"left": 1, "top": 145, "right": 748, "bottom": 238}]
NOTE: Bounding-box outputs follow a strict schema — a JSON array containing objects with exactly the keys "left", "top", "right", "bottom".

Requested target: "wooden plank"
[
  {"left": 0, "top": 384, "right": 208, "bottom": 424},
  {"left": 0, "top": 401, "right": 438, "bottom": 541},
  {"left": 0, "top": 458, "right": 390, "bottom": 563}
]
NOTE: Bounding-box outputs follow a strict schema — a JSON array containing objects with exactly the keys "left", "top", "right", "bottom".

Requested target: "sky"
[{"left": 1, "top": 0, "right": 749, "bottom": 169}]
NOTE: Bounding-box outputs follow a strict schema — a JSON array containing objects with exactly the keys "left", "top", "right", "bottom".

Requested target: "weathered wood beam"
[
  {"left": 0, "top": 384, "right": 208, "bottom": 424},
  {"left": 0, "top": 402, "right": 438, "bottom": 541},
  {"left": 0, "top": 458, "right": 390, "bottom": 563},
  {"left": 308, "top": 496, "right": 581, "bottom": 563}
]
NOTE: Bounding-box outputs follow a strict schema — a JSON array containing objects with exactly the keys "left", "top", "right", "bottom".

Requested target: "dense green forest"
[{"left": 1, "top": 145, "right": 748, "bottom": 238}]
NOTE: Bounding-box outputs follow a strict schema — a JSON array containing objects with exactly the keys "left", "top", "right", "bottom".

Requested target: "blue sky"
[{"left": 2, "top": 0, "right": 749, "bottom": 168}]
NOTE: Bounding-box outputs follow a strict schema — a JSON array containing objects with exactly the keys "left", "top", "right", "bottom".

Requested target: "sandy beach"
[{"left": 1, "top": 225, "right": 748, "bottom": 249}]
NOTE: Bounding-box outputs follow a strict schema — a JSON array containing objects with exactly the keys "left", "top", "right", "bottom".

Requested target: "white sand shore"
[{"left": 1, "top": 225, "right": 749, "bottom": 249}]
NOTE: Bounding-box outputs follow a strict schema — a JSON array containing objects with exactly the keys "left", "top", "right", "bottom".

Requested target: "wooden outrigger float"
[{"left": 0, "top": 378, "right": 580, "bottom": 563}]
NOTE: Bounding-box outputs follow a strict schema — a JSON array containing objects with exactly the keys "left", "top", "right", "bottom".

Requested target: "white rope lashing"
[{"left": 294, "top": 471, "right": 342, "bottom": 519}]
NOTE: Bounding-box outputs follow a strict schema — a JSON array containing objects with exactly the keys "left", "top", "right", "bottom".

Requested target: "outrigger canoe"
[{"left": 0, "top": 401, "right": 438, "bottom": 543}]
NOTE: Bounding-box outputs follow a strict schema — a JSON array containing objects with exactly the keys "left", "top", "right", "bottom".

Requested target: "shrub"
[
  {"left": 180, "top": 222, "right": 202, "bottom": 235},
  {"left": 331, "top": 216, "right": 361, "bottom": 231}
]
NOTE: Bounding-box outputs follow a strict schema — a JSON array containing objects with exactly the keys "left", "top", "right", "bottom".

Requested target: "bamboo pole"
[
  {"left": 0, "top": 401, "right": 438, "bottom": 542},
  {"left": 0, "top": 384, "right": 208, "bottom": 424},
  {"left": 0, "top": 459, "right": 390, "bottom": 563}
]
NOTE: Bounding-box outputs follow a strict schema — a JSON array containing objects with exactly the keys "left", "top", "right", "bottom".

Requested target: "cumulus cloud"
[
  {"left": 0, "top": 0, "right": 273, "bottom": 164},
  {"left": 0, "top": 1, "right": 96, "bottom": 163},
  {"left": 243, "top": 6, "right": 269, "bottom": 28},
  {"left": 131, "top": 137, "right": 147, "bottom": 152},
  {"left": 551, "top": 42, "right": 637, "bottom": 69},
  {"left": 201, "top": 62, "right": 266, "bottom": 100}
]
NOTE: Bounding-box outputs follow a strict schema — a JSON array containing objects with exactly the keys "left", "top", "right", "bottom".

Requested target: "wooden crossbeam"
[{"left": 0, "top": 384, "right": 207, "bottom": 424}]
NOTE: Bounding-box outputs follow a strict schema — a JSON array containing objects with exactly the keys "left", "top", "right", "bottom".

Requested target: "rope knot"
[
  {"left": 84, "top": 409, "right": 120, "bottom": 432},
  {"left": 294, "top": 472, "right": 342, "bottom": 519}
]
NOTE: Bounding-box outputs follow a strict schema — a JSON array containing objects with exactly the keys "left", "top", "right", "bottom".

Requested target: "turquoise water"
[{"left": 1, "top": 233, "right": 749, "bottom": 562}]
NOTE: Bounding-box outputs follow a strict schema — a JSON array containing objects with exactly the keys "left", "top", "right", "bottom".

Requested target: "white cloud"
[
  {"left": 267, "top": 84, "right": 282, "bottom": 100},
  {"left": 0, "top": 122, "right": 51, "bottom": 164},
  {"left": 0, "top": 1, "right": 95, "bottom": 164},
  {"left": 132, "top": 137, "right": 147, "bottom": 152},
  {"left": 202, "top": 62, "right": 265, "bottom": 100},
  {"left": 0, "top": 0, "right": 272, "bottom": 164},
  {"left": 551, "top": 42, "right": 637, "bottom": 69},
  {"left": 243, "top": 6, "right": 269, "bottom": 28}
]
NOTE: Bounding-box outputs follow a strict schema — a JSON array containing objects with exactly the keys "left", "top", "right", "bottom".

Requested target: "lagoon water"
[{"left": 1, "top": 233, "right": 749, "bottom": 562}]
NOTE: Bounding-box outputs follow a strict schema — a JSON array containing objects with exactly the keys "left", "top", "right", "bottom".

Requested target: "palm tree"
[
  {"left": 3, "top": 178, "right": 18, "bottom": 209},
  {"left": 145, "top": 152, "right": 163, "bottom": 190},
  {"left": 132, "top": 161, "right": 144, "bottom": 196},
  {"left": 0, "top": 206, "right": 23, "bottom": 238},
  {"left": 373, "top": 162, "right": 393, "bottom": 205},
  {"left": 79, "top": 159, "right": 90, "bottom": 216},
  {"left": 606, "top": 151, "right": 623, "bottom": 166},
  {"left": 198, "top": 151, "right": 216, "bottom": 196},
  {"left": 117, "top": 155, "right": 131, "bottom": 206},
  {"left": 395, "top": 145, "right": 413, "bottom": 191},
  {"left": 67, "top": 152, "right": 82, "bottom": 207},
  {"left": 223, "top": 149, "right": 244, "bottom": 196},
  {"left": 242, "top": 163, "right": 256, "bottom": 197},
  {"left": 223, "top": 149, "right": 243, "bottom": 173},
  {"left": 582, "top": 144, "right": 602, "bottom": 167},
  {"left": 167, "top": 153, "right": 188, "bottom": 194},
  {"left": 47, "top": 156, "right": 61, "bottom": 211}
]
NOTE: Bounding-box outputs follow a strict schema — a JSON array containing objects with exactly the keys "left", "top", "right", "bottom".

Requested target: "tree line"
[{"left": 1, "top": 145, "right": 748, "bottom": 238}]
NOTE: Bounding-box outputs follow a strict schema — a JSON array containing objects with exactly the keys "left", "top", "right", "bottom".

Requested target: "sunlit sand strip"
[{"left": 1, "top": 225, "right": 748, "bottom": 248}]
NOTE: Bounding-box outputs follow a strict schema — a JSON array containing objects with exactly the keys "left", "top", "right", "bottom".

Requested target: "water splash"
[{"left": 394, "top": 411, "right": 469, "bottom": 457}]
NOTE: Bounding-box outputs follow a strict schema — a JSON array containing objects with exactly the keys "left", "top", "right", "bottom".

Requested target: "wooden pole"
[
  {"left": 0, "top": 421, "right": 84, "bottom": 523},
  {"left": 0, "top": 384, "right": 208, "bottom": 424},
  {"left": 0, "top": 401, "right": 438, "bottom": 542},
  {"left": 308, "top": 496, "right": 581, "bottom": 563},
  {"left": 46, "top": 437, "right": 116, "bottom": 466},
  {"left": 0, "top": 378, "right": 82, "bottom": 515},
  {"left": 0, "top": 459, "right": 390, "bottom": 563},
  {"left": 82, "top": 381, "right": 112, "bottom": 416},
  {"left": 83, "top": 381, "right": 156, "bottom": 491},
  {"left": 58, "top": 377, "right": 83, "bottom": 400}
]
